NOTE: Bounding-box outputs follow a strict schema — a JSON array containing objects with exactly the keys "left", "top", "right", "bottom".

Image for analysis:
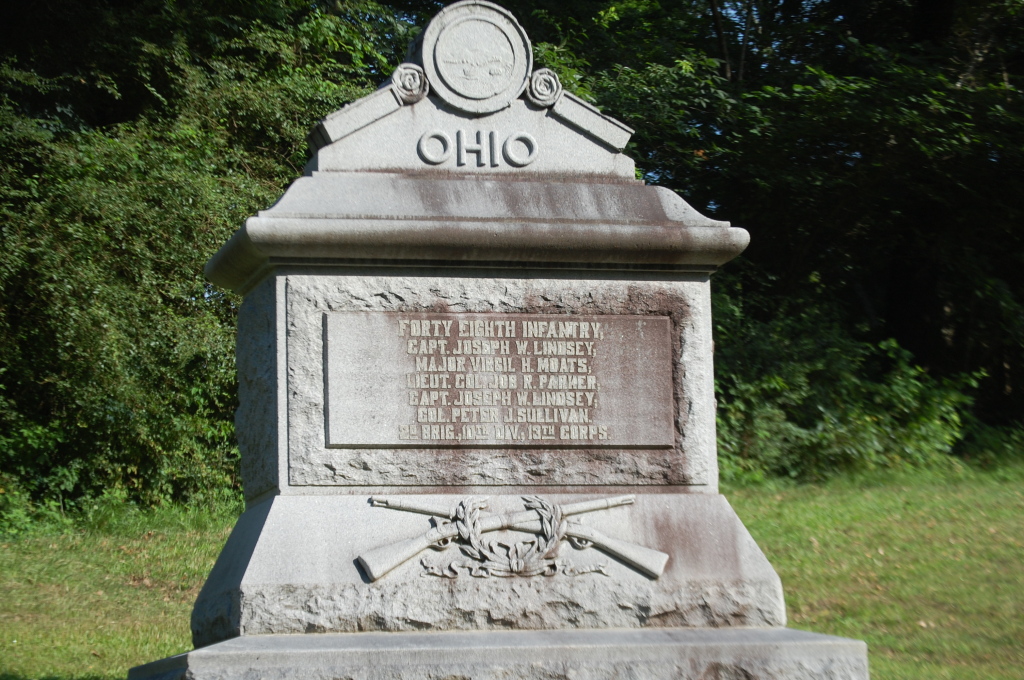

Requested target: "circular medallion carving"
[
  {"left": 420, "top": 1, "right": 531, "bottom": 114},
  {"left": 435, "top": 19, "right": 515, "bottom": 100}
]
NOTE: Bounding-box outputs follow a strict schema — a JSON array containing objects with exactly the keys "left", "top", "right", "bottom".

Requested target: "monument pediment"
[
  {"left": 205, "top": 0, "right": 749, "bottom": 293},
  {"left": 306, "top": 0, "right": 634, "bottom": 173},
  {"left": 307, "top": 94, "right": 636, "bottom": 176}
]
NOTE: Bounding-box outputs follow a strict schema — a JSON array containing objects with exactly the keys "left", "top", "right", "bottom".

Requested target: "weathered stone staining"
[{"left": 129, "top": 1, "right": 869, "bottom": 678}]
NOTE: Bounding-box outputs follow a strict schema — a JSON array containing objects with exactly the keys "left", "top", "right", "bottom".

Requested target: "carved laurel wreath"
[{"left": 423, "top": 496, "right": 604, "bottom": 578}]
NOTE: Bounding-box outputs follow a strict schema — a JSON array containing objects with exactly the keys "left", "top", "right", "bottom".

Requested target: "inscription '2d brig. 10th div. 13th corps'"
[{"left": 324, "top": 314, "right": 676, "bottom": 449}]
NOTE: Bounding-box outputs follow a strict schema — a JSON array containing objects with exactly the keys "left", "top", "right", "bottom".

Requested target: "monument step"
[{"left": 129, "top": 627, "right": 868, "bottom": 680}]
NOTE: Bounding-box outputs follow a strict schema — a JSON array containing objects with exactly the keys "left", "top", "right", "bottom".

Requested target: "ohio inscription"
[{"left": 325, "top": 313, "right": 674, "bottom": 448}]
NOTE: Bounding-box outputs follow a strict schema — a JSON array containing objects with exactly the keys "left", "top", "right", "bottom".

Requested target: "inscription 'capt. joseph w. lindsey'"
[{"left": 399, "top": 318, "right": 607, "bottom": 444}]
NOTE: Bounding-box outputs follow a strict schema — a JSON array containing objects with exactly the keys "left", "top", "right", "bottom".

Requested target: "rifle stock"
[
  {"left": 511, "top": 520, "right": 669, "bottom": 578},
  {"left": 567, "top": 524, "right": 669, "bottom": 579},
  {"left": 358, "top": 532, "right": 438, "bottom": 582}
]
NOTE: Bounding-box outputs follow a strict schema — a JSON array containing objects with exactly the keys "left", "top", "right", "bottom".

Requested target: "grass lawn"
[
  {"left": 728, "top": 462, "right": 1024, "bottom": 680},
  {"left": 1, "top": 463, "right": 1022, "bottom": 679},
  {"left": 0, "top": 501, "right": 237, "bottom": 680}
]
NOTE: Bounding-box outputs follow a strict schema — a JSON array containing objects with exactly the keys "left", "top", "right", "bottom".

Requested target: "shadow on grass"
[{"left": 0, "top": 676, "right": 112, "bottom": 680}]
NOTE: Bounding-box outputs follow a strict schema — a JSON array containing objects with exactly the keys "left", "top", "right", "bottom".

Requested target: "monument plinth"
[{"left": 130, "top": 2, "right": 869, "bottom": 677}]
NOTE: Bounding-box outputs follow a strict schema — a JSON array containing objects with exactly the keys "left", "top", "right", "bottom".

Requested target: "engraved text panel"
[{"left": 324, "top": 313, "right": 674, "bottom": 448}]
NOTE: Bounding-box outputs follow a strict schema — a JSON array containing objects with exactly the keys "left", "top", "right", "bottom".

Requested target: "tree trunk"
[{"left": 709, "top": 0, "right": 733, "bottom": 80}]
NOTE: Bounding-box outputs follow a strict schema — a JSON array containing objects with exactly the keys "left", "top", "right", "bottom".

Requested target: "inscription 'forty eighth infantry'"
[
  {"left": 396, "top": 316, "right": 610, "bottom": 444},
  {"left": 400, "top": 319, "right": 604, "bottom": 341}
]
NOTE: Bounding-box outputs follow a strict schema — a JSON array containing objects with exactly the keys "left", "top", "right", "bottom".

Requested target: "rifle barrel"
[
  {"left": 369, "top": 496, "right": 453, "bottom": 517},
  {"left": 559, "top": 495, "right": 635, "bottom": 516},
  {"left": 368, "top": 494, "right": 635, "bottom": 521}
]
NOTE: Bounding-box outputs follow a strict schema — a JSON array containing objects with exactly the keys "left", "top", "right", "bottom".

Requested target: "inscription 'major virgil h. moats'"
[{"left": 325, "top": 313, "right": 675, "bottom": 448}]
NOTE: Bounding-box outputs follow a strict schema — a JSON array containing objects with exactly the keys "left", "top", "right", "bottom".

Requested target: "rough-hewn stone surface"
[
  {"left": 233, "top": 578, "right": 785, "bottom": 637},
  {"left": 271, "top": 270, "right": 717, "bottom": 489},
  {"left": 132, "top": 629, "right": 869, "bottom": 680},
  {"left": 190, "top": 493, "right": 784, "bottom": 647},
  {"left": 234, "top": 277, "right": 281, "bottom": 501}
]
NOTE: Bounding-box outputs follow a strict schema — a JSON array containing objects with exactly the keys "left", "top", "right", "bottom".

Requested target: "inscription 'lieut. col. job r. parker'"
[{"left": 325, "top": 313, "right": 675, "bottom": 450}]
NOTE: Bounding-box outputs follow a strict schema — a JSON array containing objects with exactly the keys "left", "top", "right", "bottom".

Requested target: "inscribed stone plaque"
[{"left": 325, "top": 313, "right": 674, "bottom": 448}]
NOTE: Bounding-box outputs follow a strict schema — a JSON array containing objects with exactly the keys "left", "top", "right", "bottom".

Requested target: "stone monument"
[{"left": 130, "top": 2, "right": 870, "bottom": 677}]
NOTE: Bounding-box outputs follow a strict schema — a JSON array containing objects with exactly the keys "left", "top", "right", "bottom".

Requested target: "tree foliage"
[
  {"left": 2, "top": 0, "right": 1023, "bottom": 521},
  {"left": 509, "top": 0, "right": 1024, "bottom": 477},
  {"left": 0, "top": 1, "right": 423, "bottom": 519}
]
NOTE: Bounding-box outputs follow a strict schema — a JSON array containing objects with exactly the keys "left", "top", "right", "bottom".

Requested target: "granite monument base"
[
  {"left": 129, "top": 628, "right": 869, "bottom": 680},
  {"left": 190, "top": 494, "right": 786, "bottom": 646}
]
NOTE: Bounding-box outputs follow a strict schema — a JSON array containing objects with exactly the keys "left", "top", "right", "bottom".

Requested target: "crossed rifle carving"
[{"left": 357, "top": 494, "right": 669, "bottom": 581}]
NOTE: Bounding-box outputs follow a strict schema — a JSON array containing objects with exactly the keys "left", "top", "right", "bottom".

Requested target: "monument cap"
[{"left": 416, "top": 0, "right": 532, "bottom": 114}]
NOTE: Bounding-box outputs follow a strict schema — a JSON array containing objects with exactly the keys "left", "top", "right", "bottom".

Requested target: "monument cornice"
[{"left": 205, "top": 173, "right": 750, "bottom": 292}]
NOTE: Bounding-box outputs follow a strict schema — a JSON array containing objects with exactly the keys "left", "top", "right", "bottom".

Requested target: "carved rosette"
[
  {"left": 526, "top": 68, "right": 563, "bottom": 107},
  {"left": 392, "top": 63, "right": 430, "bottom": 104}
]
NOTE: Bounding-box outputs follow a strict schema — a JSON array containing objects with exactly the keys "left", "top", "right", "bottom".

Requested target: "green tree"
[
  {"left": 3, "top": 0, "right": 1023, "bottom": 520},
  {"left": 512, "top": 0, "right": 1024, "bottom": 474},
  {"left": 0, "top": 1, "right": 427, "bottom": 519}
]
